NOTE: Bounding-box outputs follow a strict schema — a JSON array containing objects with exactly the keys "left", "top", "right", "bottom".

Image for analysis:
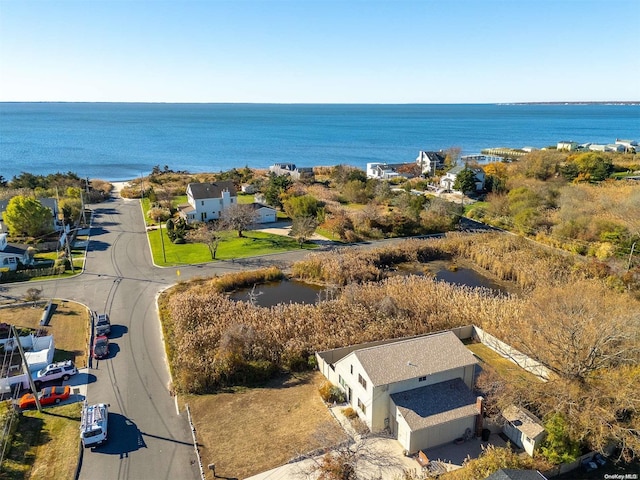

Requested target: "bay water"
[{"left": 1, "top": 102, "right": 638, "bottom": 181}]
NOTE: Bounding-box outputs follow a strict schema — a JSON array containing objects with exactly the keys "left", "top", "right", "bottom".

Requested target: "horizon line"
[{"left": 1, "top": 100, "right": 639, "bottom": 106}]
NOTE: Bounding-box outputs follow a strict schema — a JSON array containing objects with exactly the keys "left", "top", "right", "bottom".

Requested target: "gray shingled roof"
[
  {"left": 349, "top": 331, "right": 477, "bottom": 386},
  {"left": 503, "top": 405, "right": 545, "bottom": 439},
  {"left": 390, "top": 378, "right": 478, "bottom": 431},
  {"left": 187, "top": 181, "right": 236, "bottom": 199},
  {"left": 486, "top": 469, "right": 548, "bottom": 480},
  {"left": 248, "top": 202, "right": 275, "bottom": 211}
]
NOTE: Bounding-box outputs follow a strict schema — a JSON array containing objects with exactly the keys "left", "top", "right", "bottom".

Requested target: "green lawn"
[
  {"left": 237, "top": 193, "right": 255, "bottom": 204},
  {"left": 466, "top": 342, "right": 542, "bottom": 385},
  {"left": 0, "top": 402, "right": 82, "bottom": 480},
  {"left": 316, "top": 226, "right": 342, "bottom": 242},
  {"left": 148, "top": 228, "right": 315, "bottom": 266},
  {"left": 172, "top": 195, "right": 187, "bottom": 207}
]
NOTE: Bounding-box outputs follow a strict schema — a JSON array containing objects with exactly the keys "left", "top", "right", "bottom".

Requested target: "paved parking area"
[{"left": 421, "top": 432, "right": 508, "bottom": 471}]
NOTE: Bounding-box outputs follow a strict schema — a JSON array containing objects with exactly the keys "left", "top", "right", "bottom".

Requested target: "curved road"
[{"left": 1, "top": 193, "right": 311, "bottom": 480}]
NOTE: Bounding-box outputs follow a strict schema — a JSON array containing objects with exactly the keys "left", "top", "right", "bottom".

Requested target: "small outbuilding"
[
  {"left": 502, "top": 405, "right": 546, "bottom": 457},
  {"left": 248, "top": 203, "right": 277, "bottom": 223}
]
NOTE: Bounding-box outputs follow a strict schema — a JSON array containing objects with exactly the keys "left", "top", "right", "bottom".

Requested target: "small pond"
[
  {"left": 434, "top": 267, "right": 507, "bottom": 293},
  {"left": 393, "top": 261, "right": 510, "bottom": 295},
  {"left": 230, "top": 261, "right": 510, "bottom": 308},
  {"left": 229, "top": 280, "right": 327, "bottom": 307}
]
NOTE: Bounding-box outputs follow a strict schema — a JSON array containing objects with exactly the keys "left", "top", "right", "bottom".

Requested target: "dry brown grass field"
[
  {"left": 182, "top": 371, "right": 346, "bottom": 479},
  {"left": 0, "top": 300, "right": 89, "bottom": 367}
]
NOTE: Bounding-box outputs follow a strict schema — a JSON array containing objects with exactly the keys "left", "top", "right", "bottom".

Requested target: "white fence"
[{"left": 472, "top": 326, "right": 551, "bottom": 380}]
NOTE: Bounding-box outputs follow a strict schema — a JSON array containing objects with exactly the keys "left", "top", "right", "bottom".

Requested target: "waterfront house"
[
  {"left": 316, "top": 331, "right": 481, "bottom": 454},
  {"left": 557, "top": 141, "right": 578, "bottom": 151},
  {"left": 416, "top": 151, "right": 446, "bottom": 175},
  {"left": 269, "top": 163, "right": 314, "bottom": 181},
  {"left": 366, "top": 162, "right": 411, "bottom": 180},
  {"left": 615, "top": 139, "right": 638, "bottom": 152}
]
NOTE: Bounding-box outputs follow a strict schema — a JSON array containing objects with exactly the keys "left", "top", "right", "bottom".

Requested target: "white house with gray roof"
[
  {"left": 316, "top": 330, "right": 480, "bottom": 454},
  {"left": 439, "top": 165, "right": 486, "bottom": 192},
  {"left": 179, "top": 181, "right": 237, "bottom": 224}
]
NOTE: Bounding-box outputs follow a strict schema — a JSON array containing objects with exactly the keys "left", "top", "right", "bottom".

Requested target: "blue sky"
[{"left": 0, "top": 0, "right": 638, "bottom": 103}]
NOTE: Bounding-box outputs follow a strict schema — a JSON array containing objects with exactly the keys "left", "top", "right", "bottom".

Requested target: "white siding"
[
  {"left": 332, "top": 354, "right": 375, "bottom": 427},
  {"left": 409, "top": 416, "right": 476, "bottom": 453}
]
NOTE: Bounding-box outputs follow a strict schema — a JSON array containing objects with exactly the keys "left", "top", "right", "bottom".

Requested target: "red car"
[
  {"left": 19, "top": 385, "right": 71, "bottom": 410},
  {"left": 92, "top": 335, "right": 109, "bottom": 359}
]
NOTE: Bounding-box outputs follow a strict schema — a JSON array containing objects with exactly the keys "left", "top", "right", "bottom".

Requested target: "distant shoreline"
[{"left": 498, "top": 101, "right": 639, "bottom": 106}]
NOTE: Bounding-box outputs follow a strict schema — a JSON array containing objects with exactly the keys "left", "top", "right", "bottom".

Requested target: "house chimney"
[{"left": 475, "top": 396, "right": 484, "bottom": 437}]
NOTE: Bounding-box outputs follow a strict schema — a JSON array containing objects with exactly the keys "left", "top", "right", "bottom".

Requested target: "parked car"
[
  {"left": 34, "top": 360, "right": 77, "bottom": 387},
  {"left": 92, "top": 335, "right": 109, "bottom": 359},
  {"left": 18, "top": 385, "right": 71, "bottom": 409},
  {"left": 581, "top": 459, "right": 598, "bottom": 472},
  {"left": 594, "top": 453, "right": 607, "bottom": 467},
  {"left": 94, "top": 313, "right": 111, "bottom": 336}
]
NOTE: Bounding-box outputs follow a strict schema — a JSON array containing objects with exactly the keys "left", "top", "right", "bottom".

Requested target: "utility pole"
[
  {"left": 10, "top": 326, "right": 41, "bottom": 412},
  {"left": 159, "top": 221, "right": 166, "bottom": 263}
]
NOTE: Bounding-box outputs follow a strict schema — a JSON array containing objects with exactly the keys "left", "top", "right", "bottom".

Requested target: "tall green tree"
[
  {"left": 264, "top": 172, "right": 292, "bottom": 209},
  {"left": 4, "top": 196, "right": 53, "bottom": 237},
  {"left": 283, "top": 194, "right": 319, "bottom": 219},
  {"left": 540, "top": 413, "right": 581, "bottom": 464},
  {"left": 453, "top": 168, "right": 478, "bottom": 193}
]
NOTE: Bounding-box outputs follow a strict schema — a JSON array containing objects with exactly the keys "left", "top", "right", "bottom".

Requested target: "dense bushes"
[{"left": 319, "top": 381, "right": 346, "bottom": 404}]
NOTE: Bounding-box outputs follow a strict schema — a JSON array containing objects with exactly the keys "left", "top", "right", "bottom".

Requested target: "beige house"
[{"left": 316, "top": 331, "right": 480, "bottom": 454}]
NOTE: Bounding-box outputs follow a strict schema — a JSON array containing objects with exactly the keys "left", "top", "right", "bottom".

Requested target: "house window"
[
  {"left": 358, "top": 374, "right": 367, "bottom": 390},
  {"left": 339, "top": 375, "right": 345, "bottom": 388},
  {"left": 201, "top": 201, "right": 204, "bottom": 206},
  {"left": 418, "top": 376, "right": 427, "bottom": 382},
  {"left": 350, "top": 365, "right": 353, "bottom": 375},
  {"left": 357, "top": 398, "right": 366, "bottom": 414}
]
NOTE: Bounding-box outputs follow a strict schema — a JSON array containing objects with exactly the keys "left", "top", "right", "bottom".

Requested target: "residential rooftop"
[
  {"left": 390, "top": 378, "right": 478, "bottom": 430},
  {"left": 503, "top": 405, "right": 545, "bottom": 439},
  {"left": 187, "top": 181, "right": 236, "bottom": 199},
  {"left": 349, "top": 331, "right": 477, "bottom": 386}
]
